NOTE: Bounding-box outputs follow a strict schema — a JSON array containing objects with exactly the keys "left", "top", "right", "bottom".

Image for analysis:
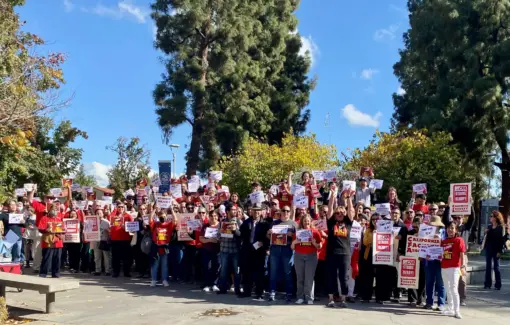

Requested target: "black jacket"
[{"left": 240, "top": 217, "right": 270, "bottom": 252}]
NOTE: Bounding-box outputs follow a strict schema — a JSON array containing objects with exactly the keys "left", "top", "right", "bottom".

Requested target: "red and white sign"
[
  {"left": 83, "top": 215, "right": 100, "bottom": 242},
  {"left": 450, "top": 183, "right": 472, "bottom": 215},
  {"left": 177, "top": 213, "right": 194, "bottom": 241},
  {"left": 405, "top": 235, "right": 441, "bottom": 257},
  {"left": 398, "top": 256, "right": 419, "bottom": 289},
  {"left": 63, "top": 219, "right": 80, "bottom": 243},
  {"left": 373, "top": 232, "right": 394, "bottom": 265}
]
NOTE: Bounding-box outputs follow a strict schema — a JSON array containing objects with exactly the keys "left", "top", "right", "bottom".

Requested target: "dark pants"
[
  {"left": 80, "top": 242, "right": 90, "bottom": 272},
  {"left": 375, "top": 265, "right": 393, "bottom": 302},
  {"left": 133, "top": 244, "right": 149, "bottom": 276},
  {"left": 241, "top": 248, "right": 266, "bottom": 296},
  {"left": 314, "top": 259, "right": 328, "bottom": 297},
  {"left": 169, "top": 243, "right": 183, "bottom": 281},
  {"left": 180, "top": 245, "right": 197, "bottom": 282},
  {"left": 408, "top": 260, "right": 426, "bottom": 304},
  {"left": 327, "top": 254, "right": 350, "bottom": 296},
  {"left": 111, "top": 240, "right": 132, "bottom": 276},
  {"left": 485, "top": 252, "right": 502, "bottom": 289},
  {"left": 201, "top": 249, "right": 219, "bottom": 287},
  {"left": 65, "top": 243, "right": 81, "bottom": 271},
  {"left": 358, "top": 259, "right": 374, "bottom": 301},
  {"left": 40, "top": 248, "right": 62, "bottom": 278}
]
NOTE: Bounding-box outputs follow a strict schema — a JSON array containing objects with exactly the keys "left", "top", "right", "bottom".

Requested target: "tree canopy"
[{"left": 393, "top": 0, "right": 510, "bottom": 216}]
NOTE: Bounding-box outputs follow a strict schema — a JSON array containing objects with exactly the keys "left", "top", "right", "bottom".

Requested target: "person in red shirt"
[
  {"left": 149, "top": 210, "right": 175, "bottom": 287},
  {"left": 109, "top": 203, "right": 134, "bottom": 278},
  {"left": 411, "top": 193, "right": 429, "bottom": 214},
  {"left": 291, "top": 214, "right": 322, "bottom": 305},
  {"left": 37, "top": 203, "right": 64, "bottom": 278},
  {"left": 440, "top": 222, "right": 466, "bottom": 319}
]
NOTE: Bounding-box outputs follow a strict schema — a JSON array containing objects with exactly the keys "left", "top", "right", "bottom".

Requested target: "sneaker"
[
  {"left": 150, "top": 281, "right": 157, "bottom": 287},
  {"left": 268, "top": 294, "right": 276, "bottom": 302},
  {"left": 455, "top": 313, "right": 462, "bottom": 319},
  {"left": 230, "top": 287, "right": 235, "bottom": 293},
  {"left": 163, "top": 280, "right": 169, "bottom": 287},
  {"left": 460, "top": 301, "right": 467, "bottom": 306},
  {"left": 327, "top": 300, "right": 336, "bottom": 308},
  {"left": 441, "top": 310, "right": 455, "bottom": 316},
  {"left": 296, "top": 299, "right": 304, "bottom": 305},
  {"left": 307, "top": 300, "right": 314, "bottom": 305},
  {"left": 339, "top": 301, "right": 348, "bottom": 308},
  {"left": 424, "top": 304, "right": 433, "bottom": 310},
  {"left": 212, "top": 285, "right": 220, "bottom": 292},
  {"left": 437, "top": 305, "right": 445, "bottom": 312},
  {"left": 203, "top": 286, "right": 211, "bottom": 292}
]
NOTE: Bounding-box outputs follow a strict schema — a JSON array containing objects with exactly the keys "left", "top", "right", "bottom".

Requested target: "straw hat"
[{"left": 429, "top": 215, "right": 445, "bottom": 227}]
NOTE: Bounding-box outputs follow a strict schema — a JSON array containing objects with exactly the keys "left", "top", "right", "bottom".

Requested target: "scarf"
[{"left": 362, "top": 228, "right": 373, "bottom": 260}]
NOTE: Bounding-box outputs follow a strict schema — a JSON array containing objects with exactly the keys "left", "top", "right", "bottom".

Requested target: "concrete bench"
[
  {"left": 0, "top": 273, "right": 79, "bottom": 313},
  {"left": 466, "top": 265, "right": 485, "bottom": 285}
]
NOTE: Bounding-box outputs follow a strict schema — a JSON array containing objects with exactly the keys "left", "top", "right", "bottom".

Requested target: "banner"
[
  {"left": 369, "top": 179, "right": 384, "bottom": 190},
  {"left": 170, "top": 184, "right": 182, "bottom": 199},
  {"left": 450, "top": 183, "right": 472, "bottom": 215},
  {"left": 209, "top": 171, "right": 223, "bottom": 181},
  {"left": 8, "top": 214, "right": 24, "bottom": 224},
  {"left": 341, "top": 180, "right": 356, "bottom": 196},
  {"left": 405, "top": 235, "right": 441, "bottom": 257},
  {"left": 312, "top": 218, "right": 327, "bottom": 231},
  {"left": 290, "top": 184, "right": 305, "bottom": 196},
  {"left": 373, "top": 232, "right": 394, "bottom": 265},
  {"left": 63, "top": 218, "right": 80, "bottom": 243},
  {"left": 375, "top": 203, "right": 391, "bottom": 216},
  {"left": 83, "top": 215, "right": 100, "bottom": 242},
  {"left": 398, "top": 257, "right": 419, "bottom": 289},
  {"left": 412, "top": 183, "right": 427, "bottom": 194},
  {"left": 188, "top": 176, "right": 200, "bottom": 193},
  {"left": 15, "top": 188, "right": 26, "bottom": 197},
  {"left": 158, "top": 160, "right": 172, "bottom": 194}
]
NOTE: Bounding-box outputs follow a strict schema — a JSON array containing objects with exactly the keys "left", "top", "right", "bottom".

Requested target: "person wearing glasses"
[{"left": 108, "top": 203, "right": 134, "bottom": 278}]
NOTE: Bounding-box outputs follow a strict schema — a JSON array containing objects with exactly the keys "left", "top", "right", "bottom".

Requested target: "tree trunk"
[{"left": 499, "top": 163, "right": 510, "bottom": 223}]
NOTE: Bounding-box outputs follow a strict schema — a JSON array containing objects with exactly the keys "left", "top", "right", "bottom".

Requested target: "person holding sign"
[
  {"left": 267, "top": 203, "right": 298, "bottom": 302},
  {"left": 355, "top": 177, "right": 376, "bottom": 208},
  {"left": 148, "top": 209, "right": 175, "bottom": 287},
  {"left": 199, "top": 210, "right": 220, "bottom": 293},
  {"left": 291, "top": 215, "right": 322, "bottom": 305},
  {"left": 405, "top": 218, "right": 426, "bottom": 306},
  {"left": 325, "top": 188, "right": 355, "bottom": 308},
  {"left": 37, "top": 203, "right": 64, "bottom": 278},
  {"left": 108, "top": 203, "right": 134, "bottom": 278},
  {"left": 0, "top": 199, "right": 26, "bottom": 263},
  {"left": 423, "top": 216, "right": 446, "bottom": 310},
  {"left": 216, "top": 203, "right": 242, "bottom": 295},
  {"left": 91, "top": 208, "right": 112, "bottom": 276},
  {"left": 439, "top": 222, "right": 466, "bottom": 319},
  {"left": 63, "top": 209, "right": 82, "bottom": 273},
  {"left": 288, "top": 171, "right": 317, "bottom": 218}
]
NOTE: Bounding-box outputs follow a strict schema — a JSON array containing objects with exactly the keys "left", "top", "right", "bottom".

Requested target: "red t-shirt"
[
  {"left": 294, "top": 229, "right": 322, "bottom": 255},
  {"left": 38, "top": 215, "right": 64, "bottom": 248},
  {"left": 277, "top": 189, "right": 293, "bottom": 208},
  {"left": 412, "top": 203, "right": 429, "bottom": 214},
  {"left": 109, "top": 212, "right": 134, "bottom": 241},
  {"left": 441, "top": 236, "right": 466, "bottom": 269},
  {"left": 151, "top": 221, "right": 175, "bottom": 245},
  {"left": 32, "top": 200, "right": 48, "bottom": 228},
  {"left": 318, "top": 230, "right": 328, "bottom": 261}
]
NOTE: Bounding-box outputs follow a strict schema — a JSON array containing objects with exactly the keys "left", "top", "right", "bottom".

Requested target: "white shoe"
[
  {"left": 454, "top": 313, "right": 462, "bottom": 319},
  {"left": 203, "top": 286, "right": 211, "bottom": 292},
  {"left": 441, "top": 310, "right": 454, "bottom": 316},
  {"left": 150, "top": 281, "right": 157, "bottom": 287},
  {"left": 163, "top": 280, "right": 169, "bottom": 287},
  {"left": 212, "top": 285, "right": 220, "bottom": 292},
  {"left": 295, "top": 299, "right": 304, "bottom": 304},
  {"left": 307, "top": 300, "right": 314, "bottom": 305},
  {"left": 229, "top": 287, "right": 235, "bottom": 292}
]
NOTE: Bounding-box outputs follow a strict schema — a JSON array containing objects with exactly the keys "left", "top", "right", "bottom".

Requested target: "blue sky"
[{"left": 16, "top": 0, "right": 409, "bottom": 186}]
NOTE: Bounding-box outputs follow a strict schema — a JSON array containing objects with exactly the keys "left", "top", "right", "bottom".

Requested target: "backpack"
[{"left": 141, "top": 233, "right": 152, "bottom": 255}]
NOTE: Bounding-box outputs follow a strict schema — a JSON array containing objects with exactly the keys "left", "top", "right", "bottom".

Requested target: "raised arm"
[
  {"left": 288, "top": 171, "right": 293, "bottom": 188},
  {"left": 327, "top": 191, "right": 337, "bottom": 219},
  {"left": 346, "top": 194, "right": 355, "bottom": 221}
]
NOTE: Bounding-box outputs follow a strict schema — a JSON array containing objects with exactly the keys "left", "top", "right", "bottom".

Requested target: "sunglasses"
[
  {"left": 282, "top": 210, "right": 291, "bottom": 213},
  {"left": 198, "top": 212, "right": 206, "bottom": 214},
  {"left": 271, "top": 203, "right": 278, "bottom": 206},
  {"left": 416, "top": 214, "right": 423, "bottom": 217}
]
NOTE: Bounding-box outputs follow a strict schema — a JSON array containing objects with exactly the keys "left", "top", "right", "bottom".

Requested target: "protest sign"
[
  {"left": 188, "top": 176, "right": 200, "bottom": 192},
  {"left": 49, "top": 188, "right": 62, "bottom": 197},
  {"left": 418, "top": 224, "right": 437, "bottom": 238},
  {"left": 376, "top": 220, "right": 392, "bottom": 233},
  {"left": 62, "top": 179, "right": 73, "bottom": 187},
  {"left": 293, "top": 195, "right": 309, "bottom": 209},
  {"left": 8, "top": 214, "right": 24, "bottom": 224},
  {"left": 271, "top": 225, "right": 289, "bottom": 245},
  {"left": 157, "top": 196, "right": 172, "bottom": 209},
  {"left": 373, "top": 232, "right": 394, "bottom": 265},
  {"left": 124, "top": 189, "right": 135, "bottom": 198},
  {"left": 24, "top": 183, "right": 35, "bottom": 192},
  {"left": 312, "top": 171, "right": 325, "bottom": 181},
  {"left": 187, "top": 219, "right": 202, "bottom": 231},
  {"left": 296, "top": 229, "right": 312, "bottom": 242},
  {"left": 324, "top": 170, "right": 337, "bottom": 181},
  {"left": 369, "top": 179, "right": 384, "bottom": 190},
  {"left": 310, "top": 185, "right": 321, "bottom": 198},
  {"left": 84, "top": 215, "right": 100, "bottom": 241},
  {"left": 170, "top": 184, "right": 182, "bottom": 199},
  {"left": 398, "top": 257, "right": 419, "bottom": 289},
  {"left": 204, "top": 227, "right": 218, "bottom": 239},
  {"left": 125, "top": 221, "right": 140, "bottom": 233},
  {"left": 312, "top": 218, "right": 327, "bottom": 231},
  {"left": 290, "top": 184, "right": 305, "bottom": 196},
  {"left": 71, "top": 183, "right": 81, "bottom": 191},
  {"left": 83, "top": 186, "right": 94, "bottom": 193},
  {"left": 269, "top": 185, "right": 280, "bottom": 196},
  {"left": 220, "top": 222, "right": 236, "bottom": 238},
  {"left": 75, "top": 201, "right": 87, "bottom": 210},
  {"left": 341, "top": 180, "right": 356, "bottom": 196},
  {"left": 47, "top": 221, "right": 65, "bottom": 233},
  {"left": 63, "top": 219, "right": 80, "bottom": 243},
  {"left": 375, "top": 203, "right": 391, "bottom": 216},
  {"left": 392, "top": 227, "right": 402, "bottom": 238},
  {"left": 450, "top": 183, "right": 472, "bottom": 215},
  {"left": 249, "top": 191, "right": 265, "bottom": 204},
  {"left": 350, "top": 220, "right": 362, "bottom": 249},
  {"left": 15, "top": 188, "right": 26, "bottom": 197},
  {"left": 412, "top": 183, "right": 427, "bottom": 194},
  {"left": 177, "top": 213, "right": 194, "bottom": 241},
  {"left": 405, "top": 235, "right": 441, "bottom": 257},
  {"left": 360, "top": 167, "right": 374, "bottom": 177},
  {"left": 103, "top": 196, "right": 113, "bottom": 205},
  {"left": 425, "top": 246, "right": 444, "bottom": 260},
  {"left": 209, "top": 171, "right": 223, "bottom": 181}
]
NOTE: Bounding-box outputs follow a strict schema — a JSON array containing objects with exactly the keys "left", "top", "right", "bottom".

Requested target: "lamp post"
[{"left": 170, "top": 144, "right": 180, "bottom": 179}]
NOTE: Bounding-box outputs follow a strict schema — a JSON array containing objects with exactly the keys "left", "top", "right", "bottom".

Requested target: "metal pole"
[{"left": 172, "top": 152, "right": 176, "bottom": 179}]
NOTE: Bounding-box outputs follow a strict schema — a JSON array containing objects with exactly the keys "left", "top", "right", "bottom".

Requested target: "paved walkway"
[{"left": 5, "top": 258, "right": 510, "bottom": 325}]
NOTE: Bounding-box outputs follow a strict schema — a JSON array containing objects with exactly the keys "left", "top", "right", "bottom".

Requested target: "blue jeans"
[
  {"left": 180, "top": 245, "right": 197, "bottom": 282},
  {"left": 485, "top": 252, "right": 501, "bottom": 289},
  {"left": 269, "top": 245, "right": 294, "bottom": 296},
  {"left": 151, "top": 253, "right": 169, "bottom": 282},
  {"left": 202, "top": 249, "right": 219, "bottom": 287},
  {"left": 169, "top": 244, "right": 183, "bottom": 281},
  {"left": 219, "top": 252, "right": 240, "bottom": 293},
  {"left": 425, "top": 260, "right": 445, "bottom": 306},
  {"left": 11, "top": 238, "right": 24, "bottom": 263}
]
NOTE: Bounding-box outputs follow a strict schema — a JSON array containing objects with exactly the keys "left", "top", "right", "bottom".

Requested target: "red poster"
[
  {"left": 359, "top": 167, "right": 374, "bottom": 177},
  {"left": 450, "top": 183, "right": 472, "bottom": 215},
  {"left": 62, "top": 179, "right": 73, "bottom": 187},
  {"left": 373, "top": 232, "right": 394, "bottom": 265},
  {"left": 398, "top": 256, "right": 419, "bottom": 289}
]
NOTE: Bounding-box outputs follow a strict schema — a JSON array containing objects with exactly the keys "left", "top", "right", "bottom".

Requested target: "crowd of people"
[{"left": 1, "top": 171, "right": 509, "bottom": 320}]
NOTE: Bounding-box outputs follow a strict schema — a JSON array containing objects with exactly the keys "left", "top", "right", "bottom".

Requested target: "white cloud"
[
  {"left": 374, "top": 24, "right": 400, "bottom": 42},
  {"left": 342, "top": 104, "right": 382, "bottom": 127},
  {"left": 83, "top": 162, "right": 112, "bottom": 187},
  {"left": 82, "top": 1, "right": 149, "bottom": 24},
  {"left": 299, "top": 35, "right": 319, "bottom": 66},
  {"left": 397, "top": 87, "right": 406, "bottom": 95},
  {"left": 360, "top": 68, "right": 379, "bottom": 80},
  {"left": 63, "top": 0, "right": 74, "bottom": 12}
]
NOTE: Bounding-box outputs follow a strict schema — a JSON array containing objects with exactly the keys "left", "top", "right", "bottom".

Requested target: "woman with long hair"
[
  {"left": 200, "top": 210, "right": 220, "bottom": 292},
  {"left": 291, "top": 214, "right": 322, "bottom": 305},
  {"left": 484, "top": 211, "right": 506, "bottom": 290}
]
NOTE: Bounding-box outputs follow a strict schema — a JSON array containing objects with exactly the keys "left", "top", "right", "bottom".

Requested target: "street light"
[{"left": 169, "top": 144, "right": 180, "bottom": 179}]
